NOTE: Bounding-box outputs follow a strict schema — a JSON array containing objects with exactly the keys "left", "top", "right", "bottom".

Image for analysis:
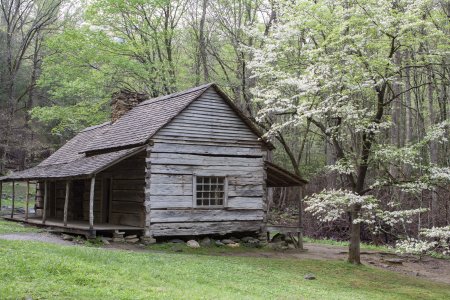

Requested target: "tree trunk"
[{"left": 348, "top": 206, "right": 361, "bottom": 264}]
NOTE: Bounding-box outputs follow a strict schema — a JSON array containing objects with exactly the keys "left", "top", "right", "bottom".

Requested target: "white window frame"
[{"left": 192, "top": 174, "right": 228, "bottom": 208}]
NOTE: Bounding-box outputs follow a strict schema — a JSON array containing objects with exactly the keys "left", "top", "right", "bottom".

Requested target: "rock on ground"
[
  {"left": 230, "top": 237, "right": 240, "bottom": 243},
  {"left": 187, "top": 240, "right": 200, "bottom": 248},
  {"left": 61, "top": 234, "right": 73, "bottom": 241},
  {"left": 221, "top": 239, "right": 235, "bottom": 245},
  {"left": 241, "top": 236, "right": 255, "bottom": 243},
  {"left": 304, "top": 273, "right": 316, "bottom": 280},
  {"left": 200, "top": 237, "right": 211, "bottom": 246}
]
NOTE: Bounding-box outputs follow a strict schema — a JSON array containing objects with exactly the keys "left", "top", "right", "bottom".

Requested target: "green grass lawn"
[
  {"left": 0, "top": 221, "right": 449, "bottom": 299},
  {"left": 1, "top": 181, "right": 36, "bottom": 199},
  {"left": 303, "top": 237, "right": 391, "bottom": 252},
  {"left": 0, "top": 219, "right": 40, "bottom": 234},
  {"left": 1, "top": 181, "right": 36, "bottom": 210}
]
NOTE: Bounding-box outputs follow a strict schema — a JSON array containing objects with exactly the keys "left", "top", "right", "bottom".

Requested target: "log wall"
[
  {"left": 99, "top": 151, "right": 146, "bottom": 227},
  {"left": 146, "top": 87, "right": 267, "bottom": 237}
]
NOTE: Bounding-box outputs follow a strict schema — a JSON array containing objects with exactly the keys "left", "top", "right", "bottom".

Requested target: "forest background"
[{"left": 0, "top": 0, "right": 449, "bottom": 260}]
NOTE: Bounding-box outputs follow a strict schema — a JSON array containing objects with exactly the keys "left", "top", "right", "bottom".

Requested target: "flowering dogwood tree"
[
  {"left": 396, "top": 226, "right": 450, "bottom": 258},
  {"left": 248, "top": 0, "right": 449, "bottom": 263}
]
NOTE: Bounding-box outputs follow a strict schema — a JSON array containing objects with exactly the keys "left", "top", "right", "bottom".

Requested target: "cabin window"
[{"left": 194, "top": 176, "right": 227, "bottom": 207}]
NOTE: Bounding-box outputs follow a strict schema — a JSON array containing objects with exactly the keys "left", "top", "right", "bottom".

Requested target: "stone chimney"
[{"left": 110, "top": 89, "right": 149, "bottom": 123}]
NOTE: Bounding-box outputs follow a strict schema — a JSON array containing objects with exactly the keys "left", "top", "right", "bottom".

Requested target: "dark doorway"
[
  {"left": 72, "top": 180, "right": 84, "bottom": 220},
  {"left": 102, "top": 178, "right": 112, "bottom": 223}
]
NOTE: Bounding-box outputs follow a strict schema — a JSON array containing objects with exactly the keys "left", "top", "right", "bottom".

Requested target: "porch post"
[
  {"left": 42, "top": 180, "right": 48, "bottom": 224},
  {"left": 10, "top": 181, "right": 15, "bottom": 218},
  {"left": 89, "top": 176, "right": 96, "bottom": 231},
  {"left": 297, "top": 186, "right": 304, "bottom": 250},
  {"left": 25, "top": 180, "right": 30, "bottom": 221},
  {"left": 63, "top": 180, "right": 70, "bottom": 227},
  {"left": 0, "top": 181, "right": 2, "bottom": 211}
]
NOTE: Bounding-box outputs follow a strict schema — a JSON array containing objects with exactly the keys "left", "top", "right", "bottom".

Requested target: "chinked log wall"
[{"left": 146, "top": 87, "right": 267, "bottom": 237}]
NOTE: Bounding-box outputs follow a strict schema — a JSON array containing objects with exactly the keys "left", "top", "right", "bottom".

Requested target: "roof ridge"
[{"left": 137, "top": 83, "right": 214, "bottom": 107}]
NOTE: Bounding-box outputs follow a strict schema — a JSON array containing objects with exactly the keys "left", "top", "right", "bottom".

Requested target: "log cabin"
[{"left": 0, "top": 83, "right": 306, "bottom": 241}]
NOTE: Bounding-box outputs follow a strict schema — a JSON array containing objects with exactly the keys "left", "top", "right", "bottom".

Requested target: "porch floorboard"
[{"left": 3, "top": 214, "right": 144, "bottom": 232}]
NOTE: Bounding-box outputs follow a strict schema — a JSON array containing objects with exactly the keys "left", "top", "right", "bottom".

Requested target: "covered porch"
[
  {"left": 0, "top": 147, "right": 147, "bottom": 238},
  {"left": 265, "top": 161, "right": 308, "bottom": 249}
]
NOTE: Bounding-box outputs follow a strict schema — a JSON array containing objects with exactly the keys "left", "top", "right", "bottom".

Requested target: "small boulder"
[
  {"left": 61, "top": 234, "right": 73, "bottom": 241},
  {"left": 244, "top": 239, "right": 261, "bottom": 248},
  {"left": 241, "top": 236, "right": 254, "bottom": 243},
  {"left": 215, "top": 240, "right": 224, "bottom": 246},
  {"left": 101, "top": 238, "right": 110, "bottom": 245},
  {"left": 187, "top": 240, "right": 200, "bottom": 248},
  {"left": 140, "top": 236, "right": 156, "bottom": 245},
  {"left": 125, "top": 235, "right": 138, "bottom": 239},
  {"left": 221, "top": 239, "right": 235, "bottom": 245},
  {"left": 126, "top": 238, "right": 140, "bottom": 244},
  {"left": 230, "top": 237, "right": 240, "bottom": 243},
  {"left": 227, "top": 243, "right": 240, "bottom": 248},
  {"left": 200, "top": 237, "right": 212, "bottom": 247},
  {"left": 304, "top": 274, "right": 316, "bottom": 280}
]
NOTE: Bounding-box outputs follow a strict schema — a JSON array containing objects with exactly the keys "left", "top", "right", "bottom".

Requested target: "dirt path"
[
  {"left": 1, "top": 231, "right": 449, "bottom": 285},
  {"left": 0, "top": 232, "right": 76, "bottom": 246},
  {"left": 223, "top": 243, "right": 450, "bottom": 285}
]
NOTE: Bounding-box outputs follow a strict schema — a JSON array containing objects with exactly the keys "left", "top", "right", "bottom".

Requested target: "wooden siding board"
[
  {"left": 151, "top": 209, "right": 264, "bottom": 223},
  {"left": 151, "top": 143, "right": 262, "bottom": 156},
  {"left": 151, "top": 221, "right": 262, "bottom": 236}
]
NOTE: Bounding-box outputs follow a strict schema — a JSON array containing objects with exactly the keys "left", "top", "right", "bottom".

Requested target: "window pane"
[{"left": 195, "top": 176, "right": 225, "bottom": 207}]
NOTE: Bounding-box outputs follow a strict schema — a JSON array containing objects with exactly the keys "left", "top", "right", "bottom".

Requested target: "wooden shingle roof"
[
  {"left": 0, "top": 123, "right": 144, "bottom": 181},
  {"left": 265, "top": 161, "right": 308, "bottom": 187},
  {"left": 0, "top": 147, "right": 143, "bottom": 181}
]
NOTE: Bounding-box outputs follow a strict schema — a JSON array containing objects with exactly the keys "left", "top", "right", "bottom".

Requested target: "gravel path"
[{"left": 0, "top": 232, "right": 75, "bottom": 246}]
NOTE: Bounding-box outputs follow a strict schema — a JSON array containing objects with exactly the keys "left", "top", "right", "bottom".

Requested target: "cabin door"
[
  {"left": 102, "top": 178, "right": 112, "bottom": 223},
  {"left": 71, "top": 180, "right": 84, "bottom": 220}
]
